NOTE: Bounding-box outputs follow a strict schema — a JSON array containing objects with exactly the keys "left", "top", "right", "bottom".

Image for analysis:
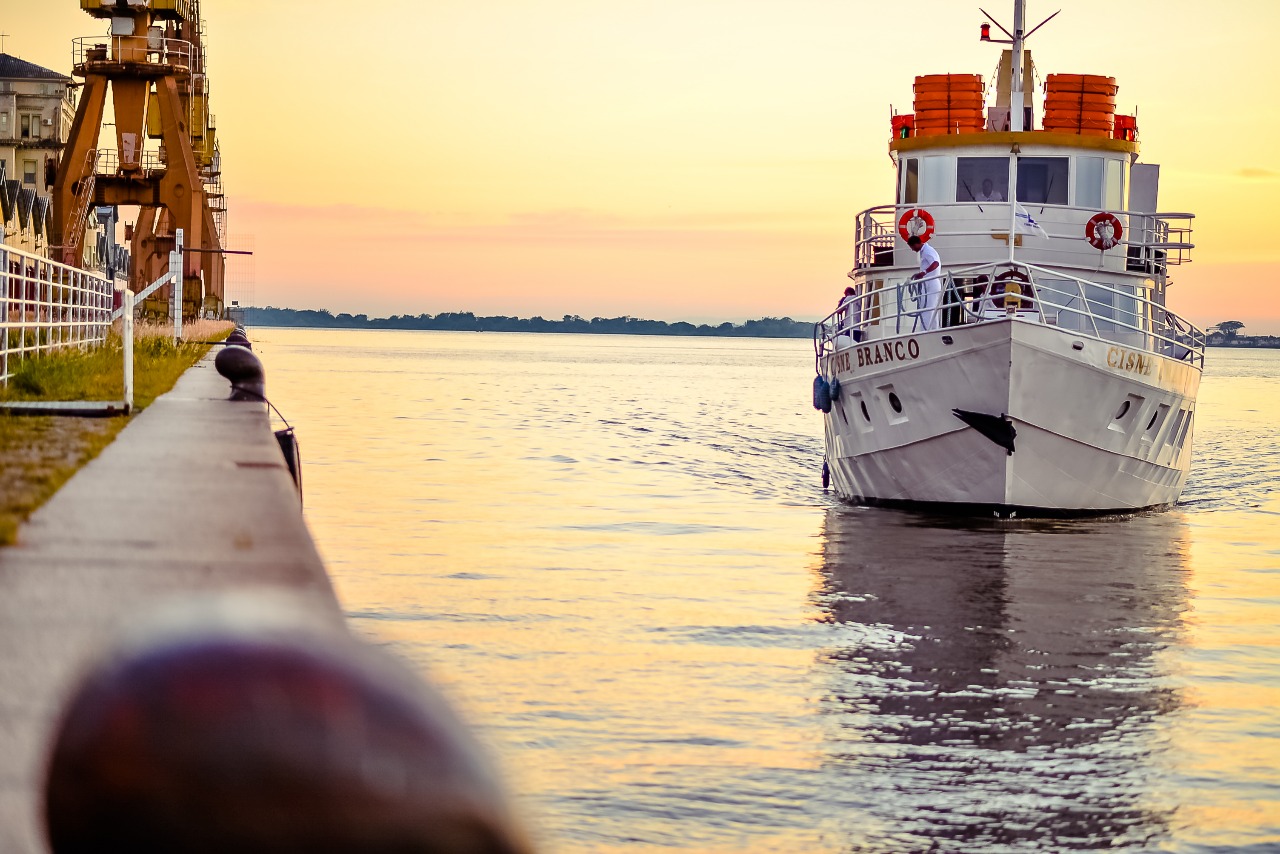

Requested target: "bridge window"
[
  {"left": 1075, "top": 156, "right": 1104, "bottom": 208},
  {"left": 1016, "top": 157, "right": 1069, "bottom": 205},
  {"left": 957, "top": 157, "right": 1008, "bottom": 202},
  {"left": 1105, "top": 159, "right": 1125, "bottom": 209},
  {"left": 900, "top": 158, "right": 919, "bottom": 204},
  {"left": 920, "top": 156, "right": 954, "bottom": 203}
]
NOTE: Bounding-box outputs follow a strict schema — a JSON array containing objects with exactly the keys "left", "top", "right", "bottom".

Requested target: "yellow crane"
[{"left": 53, "top": 0, "right": 224, "bottom": 319}]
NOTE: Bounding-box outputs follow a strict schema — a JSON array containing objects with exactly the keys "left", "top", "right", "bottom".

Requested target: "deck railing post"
[
  {"left": 123, "top": 289, "right": 134, "bottom": 413},
  {"left": 172, "top": 228, "right": 184, "bottom": 342}
]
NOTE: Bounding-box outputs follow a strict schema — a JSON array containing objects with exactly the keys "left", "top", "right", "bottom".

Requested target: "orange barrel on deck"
[
  {"left": 914, "top": 73, "right": 984, "bottom": 92},
  {"left": 1042, "top": 73, "right": 1117, "bottom": 136},
  {"left": 911, "top": 73, "right": 986, "bottom": 136},
  {"left": 1045, "top": 73, "right": 1117, "bottom": 95},
  {"left": 1044, "top": 93, "right": 1117, "bottom": 110},
  {"left": 1043, "top": 110, "right": 1115, "bottom": 123},
  {"left": 913, "top": 73, "right": 985, "bottom": 119}
]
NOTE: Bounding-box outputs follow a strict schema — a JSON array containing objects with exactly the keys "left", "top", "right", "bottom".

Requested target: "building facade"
[{"left": 0, "top": 53, "right": 76, "bottom": 253}]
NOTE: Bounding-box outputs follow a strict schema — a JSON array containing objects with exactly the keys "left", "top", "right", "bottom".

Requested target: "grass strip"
[{"left": 0, "top": 321, "right": 233, "bottom": 545}]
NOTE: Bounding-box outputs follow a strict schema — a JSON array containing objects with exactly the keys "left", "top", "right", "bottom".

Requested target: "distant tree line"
[
  {"left": 238, "top": 308, "right": 816, "bottom": 339},
  {"left": 1207, "top": 321, "right": 1280, "bottom": 348}
]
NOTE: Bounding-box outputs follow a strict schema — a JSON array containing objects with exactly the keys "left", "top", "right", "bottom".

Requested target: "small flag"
[{"left": 1014, "top": 204, "right": 1048, "bottom": 237}]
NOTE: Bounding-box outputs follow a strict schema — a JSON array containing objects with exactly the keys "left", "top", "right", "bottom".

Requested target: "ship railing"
[
  {"left": 853, "top": 208, "right": 898, "bottom": 269},
  {"left": 1, "top": 244, "right": 115, "bottom": 386},
  {"left": 851, "top": 203, "right": 1195, "bottom": 273},
  {"left": 815, "top": 260, "right": 1206, "bottom": 369}
]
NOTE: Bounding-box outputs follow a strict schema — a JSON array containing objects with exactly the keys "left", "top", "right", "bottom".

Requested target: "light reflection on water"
[
  {"left": 814, "top": 510, "right": 1189, "bottom": 851},
  {"left": 253, "top": 331, "right": 1279, "bottom": 853}
]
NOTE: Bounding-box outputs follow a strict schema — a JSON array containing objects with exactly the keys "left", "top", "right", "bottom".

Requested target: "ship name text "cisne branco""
[
  {"left": 830, "top": 338, "right": 922, "bottom": 374},
  {"left": 1107, "top": 345, "right": 1155, "bottom": 377}
]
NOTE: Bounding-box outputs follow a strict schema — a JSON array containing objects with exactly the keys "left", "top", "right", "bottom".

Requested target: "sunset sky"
[{"left": 9, "top": 1, "right": 1280, "bottom": 330}]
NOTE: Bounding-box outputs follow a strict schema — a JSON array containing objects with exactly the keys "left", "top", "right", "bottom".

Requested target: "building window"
[
  {"left": 0, "top": 112, "right": 9, "bottom": 134},
  {"left": 21, "top": 113, "right": 42, "bottom": 139},
  {"left": 23, "top": 160, "right": 38, "bottom": 185}
]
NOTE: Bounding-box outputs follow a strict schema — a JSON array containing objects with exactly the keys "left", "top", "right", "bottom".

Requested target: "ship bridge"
[{"left": 854, "top": 47, "right": 1194, "bottom": 286}]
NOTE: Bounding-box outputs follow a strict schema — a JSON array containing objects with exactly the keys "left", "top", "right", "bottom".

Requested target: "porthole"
[
  {"left": 860, "top": 400, "right": 871, "bottom": 422},
  {"left": 1114, "top": 400, "right": 1130, "bottom": 420},
  {"left": 888, "top": 392, "right": 903, "bottom": 414}
]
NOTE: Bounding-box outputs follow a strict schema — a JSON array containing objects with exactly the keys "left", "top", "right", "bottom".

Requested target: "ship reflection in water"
[{"left": 811, "top": 508, "right": 1189, "bottom": 851}]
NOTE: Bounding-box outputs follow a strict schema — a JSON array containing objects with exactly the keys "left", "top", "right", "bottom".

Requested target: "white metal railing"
[
  {"left": 72, "top": 35, "right": 195, "bottom": 72},
  {"left": 97, "top": 149, "right": 167, "bottom": 174},
  {"left": 816, "top": 259, "right": 1206, "bottom": 370},
  {"left": 851, "top": 202, "right": 1194, "bottom": 273},
  {"left": 2, "top": 244, "right": 115, "bottom": 385}
]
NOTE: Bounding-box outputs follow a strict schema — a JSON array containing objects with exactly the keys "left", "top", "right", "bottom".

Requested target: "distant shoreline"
[
  {"left": 234, "top": 307, "right": 816, "bottom": 339},
  {"left": 232, "top": 308, "right": 1280, "bottom": 347},
  {"left": 1206, "top": 337, "right": 1280, "bottom": 349}
]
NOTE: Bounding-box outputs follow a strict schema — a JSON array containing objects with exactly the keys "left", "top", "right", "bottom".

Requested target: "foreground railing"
[
  {"left": 1, "top": 244, "right": 114, "bottom": 385},
  {"left": 815, "top": 259, "right": 1206, "bottom": 370}
]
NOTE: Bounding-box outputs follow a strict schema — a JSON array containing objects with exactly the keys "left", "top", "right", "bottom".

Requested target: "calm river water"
[{"left": 252, "top": 329, "right": 1279, "bottom": 853}]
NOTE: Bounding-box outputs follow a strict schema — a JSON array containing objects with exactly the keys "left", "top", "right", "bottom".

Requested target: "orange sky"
[{"left": 9, "top": 1, "right": 1280, "bottom": 331}]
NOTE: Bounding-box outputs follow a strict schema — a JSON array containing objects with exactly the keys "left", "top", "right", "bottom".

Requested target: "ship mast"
[
  {"left": 980, "top": 0, "right": 1060, "bottom": 132},
  {"left": 978, "top": 0, "right": 1060, "bottom": 257},
  {"left": 1010, "top": 0, "right": 1025, "bottom": 132}
]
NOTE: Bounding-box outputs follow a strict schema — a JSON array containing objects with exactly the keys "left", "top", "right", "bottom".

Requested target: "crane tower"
[{"left": 53, "top": 0, "right": 225, "bottom": 318}]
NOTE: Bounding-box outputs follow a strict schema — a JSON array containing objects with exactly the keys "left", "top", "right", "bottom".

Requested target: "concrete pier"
[{"left": 0, "top": 353, "right": 344, "bottom": 853}]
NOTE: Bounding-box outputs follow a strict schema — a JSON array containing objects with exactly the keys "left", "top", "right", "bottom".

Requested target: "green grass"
[
  {"left": 0, "top": 414, "right": 124, "bottom": 545},
  {"left": 0, "top": 323, "right": 233, "bottom": 544},
  {"left": 2, "top": 334, "right": 218, "bottom": 408}
]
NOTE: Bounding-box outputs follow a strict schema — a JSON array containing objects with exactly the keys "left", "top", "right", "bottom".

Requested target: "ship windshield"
[
  {"left": 1016, "top": 157, "right": 1069, "bottom": 205},
  {"left": 1075, "top": 157, "right": 1106, "bottom": 208},
  {"left": 957, "top": 157, "right": 1008, "bottom": 202},
  {"left": 899, "top": 158, "right": 919, "bottom": 204}
]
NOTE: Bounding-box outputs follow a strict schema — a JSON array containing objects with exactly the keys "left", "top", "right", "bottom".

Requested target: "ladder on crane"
[{"left": 59, "top": 149, "right": 99, "bottom": 267}]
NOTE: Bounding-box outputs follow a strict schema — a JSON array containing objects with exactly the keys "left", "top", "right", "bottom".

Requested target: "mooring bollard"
[
  {"left": 225, "top": 329, "right": 252, "bottom": 350},
  {"left": 214, "top": 344, "right": 264, "bottom": 402},
  {"left": 43, "top": 600, "right": 534, "bottom": 854}
]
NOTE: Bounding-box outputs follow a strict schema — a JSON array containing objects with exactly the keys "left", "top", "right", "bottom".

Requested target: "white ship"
[{"left": 813, "top": 1, "right": 1204, "bottom": 515}]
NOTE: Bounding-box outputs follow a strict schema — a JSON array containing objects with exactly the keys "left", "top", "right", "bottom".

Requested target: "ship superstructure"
[{"left": 813, "top": 1, "right": 1204, "bottom": 514}]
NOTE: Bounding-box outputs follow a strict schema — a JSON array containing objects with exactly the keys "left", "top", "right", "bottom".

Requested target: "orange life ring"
[
  {"left": 1085, "top": 212, "right": 1124, "bottom": 250},
  {"left": 898, "top": 208, "right": 935, "bottom": 242}
]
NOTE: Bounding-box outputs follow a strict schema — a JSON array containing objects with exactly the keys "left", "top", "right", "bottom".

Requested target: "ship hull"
[{"left": 821, "top": 319, "right": 1200, "bottom": 514}]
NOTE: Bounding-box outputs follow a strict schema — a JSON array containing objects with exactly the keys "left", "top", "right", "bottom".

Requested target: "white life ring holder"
[
  {"left": 898, "top": 208, "right": 936, "bottom": 243},
  {"left": 1085, "top": 212, "right": 1124, "bottom": 251}
]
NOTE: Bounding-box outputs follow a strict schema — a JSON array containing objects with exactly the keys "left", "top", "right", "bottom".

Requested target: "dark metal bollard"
[
  {"left": 224, "top": 330, "right": 252, "bottom": 351},
  {"left": 215, "top": 344, "right": 264, "bottom": 401},
  {"left": 43, "top": 603, "right": 534, "bottom": 854}
]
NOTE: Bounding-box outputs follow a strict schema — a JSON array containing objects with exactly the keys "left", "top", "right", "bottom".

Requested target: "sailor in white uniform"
[{"left": 906, "top": 235, "right": 944, "bottom": 331}]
